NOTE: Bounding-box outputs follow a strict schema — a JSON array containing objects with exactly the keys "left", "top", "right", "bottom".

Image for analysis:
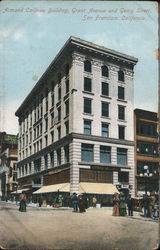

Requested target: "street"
[{"left": 0, "top": 201, "right": 158, "bottom": 250}]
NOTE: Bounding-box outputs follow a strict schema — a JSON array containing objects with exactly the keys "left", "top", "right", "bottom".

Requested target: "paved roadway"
[{"left": 0, "top": 201, "right": 158, "bottom": 250}]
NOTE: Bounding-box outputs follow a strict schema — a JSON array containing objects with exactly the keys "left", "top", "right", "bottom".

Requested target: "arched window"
[
  {"left": 84, "top": 60, "right": 92, "bottom": 73},
  {"left": 65, "top": 64, "right": 69, "bottom": 76},
  {"left": 101, "top": 65, "right": 109, "bottom": 77},
  {"left": 118, "top": 70, "right": 124, "bottom": 82}
]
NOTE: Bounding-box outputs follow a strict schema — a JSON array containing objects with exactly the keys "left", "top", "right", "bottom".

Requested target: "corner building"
[{"left": 15, "top": 37, "right": 138, "bottom": 197}]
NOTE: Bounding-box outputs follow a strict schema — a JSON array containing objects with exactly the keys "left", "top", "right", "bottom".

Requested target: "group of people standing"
[
  {"left": 143, "top": 193, "right": 157, "bottom": 218},
  {"left": 113, "top": 192, "right": 134, "bottom": 217},
  {"left": 71, "top": 193, "right": 87, "bottom": 213}
]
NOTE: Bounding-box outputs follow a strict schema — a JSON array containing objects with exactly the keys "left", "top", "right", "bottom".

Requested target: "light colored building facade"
[
  {"left": 15, "top": 37, "right": 138, "bottom": 197},
  {"left": 134, "top": 109, "right": 159, "bottom": 197},
  {"left": 0, "top": 133, "right": 18, "bottom": 199}
]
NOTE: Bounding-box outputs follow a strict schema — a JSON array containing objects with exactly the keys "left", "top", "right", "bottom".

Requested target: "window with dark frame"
[
  {"left": 64, "top": 145, "right": 69, "bottom": 163},
  {"left": 118, "top": 106, "right": 125, "bottom": 120},
  {"left": 84, "top": 60, "right": 92, "bottom": 73},
  {"left": 84, "top": 98, "right": 92, "bottom": 114},
  {"left": 65, "top": 100, "right": 69, "bottom": 116},
  {"left": 102, "top": 123, "right": 109, "bottom": 137},
  {"left": 118, "top": 172, "right": 129, "bottom": 183},
  {"left": 119, "top": 126, "right": 125, "bottom": 140},
  {"left": 118, "top": 70, "right": 124, "bottom": 82},
  {"left": 102, "top": 102, "right": 109, "bottom": 117},
  {"left": 118, "top": 86, "right": 125, "bottom": 100},
  {"left": 81, "top": 143, "right": 94, "bottom": 162},
  {"left": 57, "top": 106, "right": 61, "bottom": 122},
  {"left": 57, "top": 126, "right": 61, "bottom": 140},
  {"left": 65, "top": 79, "right": 69, "bottom": 94},
  {"left": 84, "top": 120, "right": 91, "bottom": 135},
  {"left": 117, "top": 148, "right": 127, "bottom": 165},
  {"left": 100, "top": 146, "right": 111, "bottom": 163},
  {"left": 84, "top": 77, "right": 92, "bottom": 92},
  {"left": 57, "top": 148, "right": 61, "bottom": 166},
  {"left": 50, "top": 152, "right": 54, "bottom": 168},
  {"left": 44, "top": 155, "right": 48, "bottom": 170},
  {"left": 65, "top": 121, "right": 69, "bottom": 135},
  {"left": 101, "top": 82, "right": 109, "bottom": 96},
  {"left": 101, "top": 65, "right": 109, "bottom": 77}
]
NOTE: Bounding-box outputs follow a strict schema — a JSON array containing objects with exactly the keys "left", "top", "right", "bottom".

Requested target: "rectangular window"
[
  {"left": 57, "top": 126, "right": 61, "bottom": 140},
  {"left": 64, "top": 145, "right": 69, "bottom": 163},
  {"left": 45, "top": 118, "right": 48, "bottom": 131},
  {"left": 118, "top": 86, "right": 125, "bottom": 100},
  {"left": 40, "top": 139, "right": 42, "bottom": 150},
  {"left": 65, "top": 79, "right": 69, "bottom": 94},
  {"left": 44, "top": 155, "right": 48, "bottom": 170},
  {"left": 84, "top": 98, "right": 92, "bottom": 114},
  {"left": 119, "top": 126, "right": 125, "bottom": 140},
  {"left": 102, "top": 102, "right": 109, "bottom": 117},
  {"left": 84, "top": 120, "right": 91, "bottom": 135},
  {"left": 65, "top": 100, "right": 69, "bottom": 116},
  {"left": 57, "top": 149, "right": 61, "bottom": 166},
  {"left": 118, "top": 172, "right": 129, "bottom": 183},
  {"left": 101, "top": 82, "right": 109, "bottom": 96},
  {"left": 102, "top": 123, "right": 109, "bottom": 137},
  {"left": 65, "top": 121, "right": 69, "bottom": 135},
  {"left": 40, "top": 123, "right": 42, "bottom": 134},
  {"left": 30, "top": 131, "right": 32, "bottom": 143},
  {"left": 81, "top": 144, "right": 94, "bottom": 162},
  {"left": 100, "top": 146, "right": 111, "bottom": 163},
  {"left": 30, "top": 146, "right": 32, "bottom": 155},
  {"left": 84, "top": 77, "right": 92, "bottom": 92},
  {"left": 51, "top": 91, "right": 54, "bottom": 107},
  {"left": 51, "top": 112, "right": 54, "bottom": 127},
  {"left": 30, "top": 113, "right": 32, "bottom": 127},
  {"left": 118, "top": 106, "right": 125, "bottom": 120},
  {"left": 46, "top": 97, "right": 48, "bottom": 113},
  {"left": 58, "top": 84, "right": 61, "bottom": 101},
  {"left": 51, "top": 131, "right": 54, "bottom": 143},
  {"left": 117, "top": 148, "right": 127, "bottom": 165},
  {"left": 58, "top": 106, "right": 61, "bottom": 122},
  {"left": 29, "top": 163, "right": 32, "bottom": 173},
  {"left": 50, "top": 152, "right": 54, "bottom": 168},
  {"left": 45, "top": 135, "right": 48, "bottom": 147}
]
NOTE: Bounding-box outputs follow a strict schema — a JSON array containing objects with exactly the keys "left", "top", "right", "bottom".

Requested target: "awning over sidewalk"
[
  {"left": 33, "top": 183, "right": 70, "bottom": 194},
  {"left": 11, "top": 188, "right": 29, "bottom": 194},
  {"left": 79, "top": 182, "right": 119, "bottom": 195}
]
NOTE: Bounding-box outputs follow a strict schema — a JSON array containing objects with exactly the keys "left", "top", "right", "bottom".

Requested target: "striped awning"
[
  {"left": 33, "top": 183, "right": 70, "bottom": 194},
  {"left": 79, "top": 182, "right": 119, "bottom": 195}
]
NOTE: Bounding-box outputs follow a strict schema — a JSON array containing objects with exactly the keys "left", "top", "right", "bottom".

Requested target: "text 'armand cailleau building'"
[{"left": 15, "top": 36, "right": 138, "bottom": 199}]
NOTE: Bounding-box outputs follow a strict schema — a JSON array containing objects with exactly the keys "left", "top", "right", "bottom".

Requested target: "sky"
[{"left": 0, "top": 1, "right": 158, "bottom": 134}]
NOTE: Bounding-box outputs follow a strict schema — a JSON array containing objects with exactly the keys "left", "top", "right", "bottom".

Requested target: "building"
[
  {"left": 15, "top": 36, "right": 138, "bottom": 199},
  {"left": 0, "top": 133, "right": 18, "bottom": 199},
  {"left": 134, "top": 109, "right": 159, "bottom": 196}
]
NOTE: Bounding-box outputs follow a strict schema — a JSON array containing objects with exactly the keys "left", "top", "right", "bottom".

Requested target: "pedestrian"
[
  {"left": 78, "top": 195, "right": 86, "bottom": 213},
  {"left": 113, "top": 193, "right": 119, "bottom": 216},
  {"left": 143, "top": 194, "right": 149, "bottom": 217},
  {"left": 92, "top": 196, "right": 97, "bottom": 208},
  {"left": 19, "top": 191, "right": 27, "bottom": 212},
  {"left": 119, "top": 192, "right": 126, "bottom": 216},
  {"left": 149, "top": 193, "right": 155, "bottom": 218},
  {"left": 58, "top": 195, "right": 63, "bottom": 207},
  {"left": 38, "top": 196, "right": 43, "bottom": 207},
  {"left": 71, "top": 192, "right": 78, "bottom": 212},
  {"left": 127, "top": 194, "right": 134, "bottom": 216}
]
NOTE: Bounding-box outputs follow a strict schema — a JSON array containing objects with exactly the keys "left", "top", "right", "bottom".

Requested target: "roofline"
[
  {"left": 15, "top": 36, "right": 138, "bottom": 116},
  {"left": 134, "top": 108, "right": 157, "bottom": 115}
]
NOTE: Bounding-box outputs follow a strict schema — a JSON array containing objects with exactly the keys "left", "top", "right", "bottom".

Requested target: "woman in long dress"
[
  {"left": 19, "top": 192, "right": 27, "bottom": 212},
  {"left": 113, "top": 193, "right": 119, "bottom": 216}
]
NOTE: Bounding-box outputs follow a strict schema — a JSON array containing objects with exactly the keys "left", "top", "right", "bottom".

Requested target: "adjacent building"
[
  {"left": 134, "top": 109, "right": 159, "bottom": 196},
  {"left": 15, "top": 36, "right": 138, "bottom": 198},
  {"left": 0, "top": 132, "right": 18, "bottom": 199}
]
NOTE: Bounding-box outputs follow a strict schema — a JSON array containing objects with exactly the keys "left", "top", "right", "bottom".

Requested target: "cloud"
[
  {"left": 0, "top": 28, "right": 11, "bottom": 39},
  {"left": 1, "top": 100, "right": 21, "bottom": 134}
]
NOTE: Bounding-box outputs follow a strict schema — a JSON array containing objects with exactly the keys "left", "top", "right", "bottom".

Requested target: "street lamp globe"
[{"left": 144, "top": 165, "right": 148, "bottom": 170}]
